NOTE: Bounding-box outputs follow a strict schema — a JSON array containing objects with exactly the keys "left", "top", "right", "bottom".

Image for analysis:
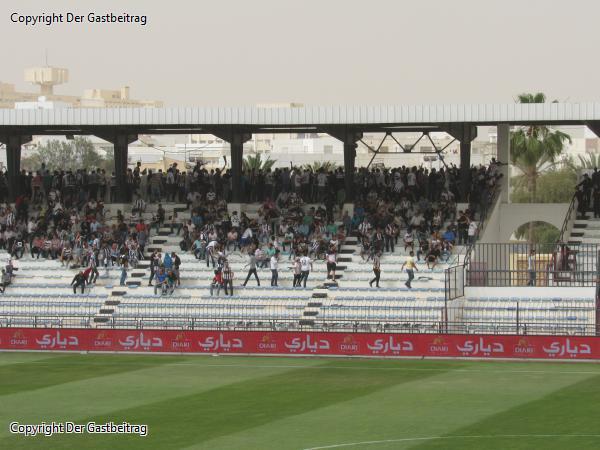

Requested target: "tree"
[
  {"left": 100, "top": 147, "right": 115, "bottom": 172},
  {"left": 513, "top": 221, "right": 560, "bottom": 253},
  {"left": 242, "top": 153, "right": 276, "bottom": 172},
  {"left": 510, "top": 168, "right": 577, "bottom": 203},
  {"left": 510, "top": 93, "right": 571, "bottom": 242},
  {"left": 571, "top": 153, "right": 600, "bottom": 170},
  {"left": 22, "top": 140, "right": 75, "bottom": 171},
  {"left": 73, "top": 137, "right": 105, "bottom": 169},
  {"left": 21, "top": 137, "right": 114, "bottom": 172},
  {"left": 302, "top": 161, "right": 340, "bottom": 172}
]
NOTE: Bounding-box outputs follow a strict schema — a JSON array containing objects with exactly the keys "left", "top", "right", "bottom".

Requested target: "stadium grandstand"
[{"left": 0, "top": 104, "right": 599, "bottom": 358}]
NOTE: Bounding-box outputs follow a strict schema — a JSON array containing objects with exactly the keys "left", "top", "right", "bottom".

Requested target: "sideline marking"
[{"left": 303, "top": 434, "right": 600, "bottom": 449}]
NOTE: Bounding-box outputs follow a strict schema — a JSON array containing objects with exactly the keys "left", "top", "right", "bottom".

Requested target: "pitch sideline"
[{"left": 303, "top": 434, "right": 600, "bottom": 449}]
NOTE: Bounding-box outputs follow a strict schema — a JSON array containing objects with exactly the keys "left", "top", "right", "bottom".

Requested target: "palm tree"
[
  {"left": 242, "top": 154, "right": 276, "bottom": 172},
  {"left": 513, "top": 221, "right": 560, "bottom": 253},
  {"left": 574, "top": 153, "right": 600, "bottom": 170},
  {"left": 302, "top": 161, "right": 340, "bottom": 172},
  {"left": 510, "top": 92, "right": 571, "bottom": 242}
]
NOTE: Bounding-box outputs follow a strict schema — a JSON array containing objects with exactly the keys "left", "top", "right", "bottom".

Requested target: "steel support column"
[
  {"left": 446, "top": 124, "right": 477, "bottom": 201},
  {"left": 497, "top": 124, "right": 510, "bottom": 203},
  {"left": 230, "top": 135, "right": 245, "bottom": 203},
  {"left": 0, "top": 134, "right": 31, "bottom": 201},
  {"left": 460, "top": 140, "right": 471, "bottom": 199},
  {"left": 210, "top": 129, "right": 252, "bottom": 203},
  {"left": 327, "top": 128, "right": 363, "bottom": 202},
  {"left": 96, "top": 132, "right": 137, "bottom": 203}
]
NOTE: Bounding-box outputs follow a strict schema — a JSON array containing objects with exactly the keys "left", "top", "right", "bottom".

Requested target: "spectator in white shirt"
[
  {"left": 231, "top": 211, "right": 240, "bottom": 228},
  {"left": 270, "top": 250, "right": 280, "bottom": 286},
  {"left": 299, "top": 254, "right": 313, "bottom": 288},
  {"left": 241, "top": 227, "right": 253, "bottom": 249}
]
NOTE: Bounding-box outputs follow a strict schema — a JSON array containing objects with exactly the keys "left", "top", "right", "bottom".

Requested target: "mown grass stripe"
[
  {"left": 190, "top": 361, "right": 596, "bottom": 450},
  {"left": 0, "top": 352, "right": 62, "bottom": 367},
  {"left": 1, "top": 360, "right": 459, "bottom": 450},
  {"left": 0, "top": 356, "right": 312, "bottom": 441},
  {"left": 0, "top": 354, "right": 188, "bottom": 396},
  {"left": 409, "top": 374, "right": 600, "bottom": 449}
]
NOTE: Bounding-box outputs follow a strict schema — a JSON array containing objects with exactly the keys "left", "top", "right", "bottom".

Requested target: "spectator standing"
[
  {"left": 88, "top": 252, "right": 99, "bottom": 284},
  {"left": 210, "top": 269, "right": 223, "bottom": 296},
  {"left": 222, "top": 263, "right": 234, "bottom": 296},
  {"left": 171, "top": 252, "right": 181, "bottom": 287},
  {"left": 148, "top": 251, "right": 160, "bottom": 286},
  {"left": 163, "top": 252, "right": 173, "bottom": 271},
  {"left": 527, "top": 249, "right": 536, "bottom": 286},
  {"left": 401, "top": 251, "right": 418, "bottom": 289},
  {"left": 155, "top": 203, "right": 165, "bottom": 232},
  {"left": 385, "top": 222, "right": 395, "bottom": 253},
  {"left": 60, "top": 244, "right": 73, "bottom": 269},
  {"left": 457, "top": 211, "right": 469, "bottom": 245},
  {"left": 120, "top": 258, "right": 128, "bottom": 286},
  {"left": 594, "top": 188, "right": 600, "bottom": 218},
  {"left": 325, "top": 248, "right": 337, "bottom": 281},
  {"left": 270, "top": 250, "right": 280, "bottom": 287},
  {"left": 292, "top": 257, "right": 302, "bottom": 287},
  {"left": 403, "top": 229, "right": 414, "bottom": 252},
  {"left": 369, "top": 252, "right": 381, "bottom": 288},
  {"left": 242, "top": 252, "right": 260, "bottom": 287},
  {"left": 299, "top": 254, "right": 313, "bottom": 288},
  {"left": 468, "top": 220, "right": 478, "bottom": 245},
  {"left": 0, "top": 269, "right": 11, "bottom": 293}
]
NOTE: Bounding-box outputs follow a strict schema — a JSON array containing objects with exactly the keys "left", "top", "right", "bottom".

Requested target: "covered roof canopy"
[{"left": 1, "top": 103, "right": 599, "bottom": 135}]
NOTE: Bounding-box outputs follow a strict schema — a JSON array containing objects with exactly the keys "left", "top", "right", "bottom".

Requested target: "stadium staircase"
[{"left": 556, "top": 196, "right": 598, "bottom": 285}]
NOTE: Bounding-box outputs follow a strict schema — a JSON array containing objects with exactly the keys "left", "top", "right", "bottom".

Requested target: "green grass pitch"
[{"left": 1, "top": 352, "right": 600, "bottom": 449}]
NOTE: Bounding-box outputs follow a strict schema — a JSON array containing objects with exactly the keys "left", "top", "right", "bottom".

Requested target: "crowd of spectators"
[
  {"left": 0, "top": 171, "right": 184, "bottom": 295},
  {"left": 576, "top": 169, "right": 600, "bottom": 219},
  {"left": 8, "top": 159, "right": 500, "bottom": 209},
  {"left": 0, "top": 158, "right": 500, "bottom": 294},
  {"left": 178, "top": 161, "right": 500, "bottom": 292}
]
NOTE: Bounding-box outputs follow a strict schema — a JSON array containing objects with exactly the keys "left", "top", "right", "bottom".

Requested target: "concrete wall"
[
  {"left": 478, "top": 195, "right": 503, "bottom": 244},
  {"left": 480, "top": 203, "right": 570, "bottom": 243}
]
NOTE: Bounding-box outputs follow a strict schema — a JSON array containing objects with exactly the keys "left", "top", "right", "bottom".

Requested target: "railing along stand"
[{"left": 596, "top": 250, "right": 600, "bottom": 336}]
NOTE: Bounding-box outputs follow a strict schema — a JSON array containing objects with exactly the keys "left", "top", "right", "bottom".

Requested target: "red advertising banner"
[{"left": 1, "top": 328, "right": 599, "bottom": 359}]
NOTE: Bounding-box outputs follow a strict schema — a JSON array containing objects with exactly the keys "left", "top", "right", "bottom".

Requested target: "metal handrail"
[
  {"left": 1, "top": 315, "right": 595, "bottom": 336},
  {"left": 557, "top": 193, "right": 578, "bottom": 244}
]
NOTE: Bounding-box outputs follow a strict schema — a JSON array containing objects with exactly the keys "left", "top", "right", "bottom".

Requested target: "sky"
[{"left": 1, "top": 0, "right": 598, "bottom": 106}]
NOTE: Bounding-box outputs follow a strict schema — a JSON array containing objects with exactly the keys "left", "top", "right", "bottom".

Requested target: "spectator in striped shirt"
[
  {"left": 88, "top": 252, "right": 99, "bottom": 284},
  {"left": 369, "top": 253, "right": 381, "bottom": 288},
  {"left": 60, "top": 245, "right": 73, "bottom": 268},
  {"left": 222, "top": 263, "right": 234, "bottom": 296}
]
